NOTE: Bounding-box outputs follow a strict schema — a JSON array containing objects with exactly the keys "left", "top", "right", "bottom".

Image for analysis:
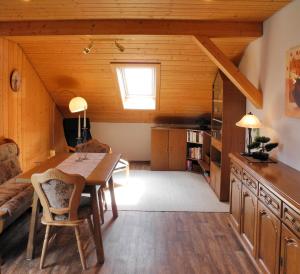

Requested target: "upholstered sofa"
[{"left": 0, "top": 138, "right": 33, "bottom": 235}]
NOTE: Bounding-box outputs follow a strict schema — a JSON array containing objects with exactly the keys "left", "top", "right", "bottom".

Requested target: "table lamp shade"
[
  {"left": 69, "top": 97, "right": 88, "bottom": 113},
  {"left": 236, "top": 112, "right": 262, "bottom": 129}
]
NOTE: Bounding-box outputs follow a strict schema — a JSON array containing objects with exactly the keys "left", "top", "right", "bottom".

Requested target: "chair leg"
[
  {"left": 126, "top": 166, "right": 130, "bottom": 181},
  {"left": 40, "top": 225, "right": 51, "bottom": 270},
  {"left": 87, "top": 216, "right": 94, "bottom": 235},
  {"left": 74, "top": 226, "right": 87, "bottom": 271},
  {"left": 101, "top": 188, "right": 108, "bottom": 211},
  {"left": 97, "top": 188, "right": 105, "bottom": 224}
]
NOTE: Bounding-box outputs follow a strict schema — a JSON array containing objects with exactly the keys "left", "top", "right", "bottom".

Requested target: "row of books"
[
  {"left": 188, "top": 147, "right": 201, "bottom": 160},
  {"left": 187, "top": 130, "right": 203, "bottom": 144}
]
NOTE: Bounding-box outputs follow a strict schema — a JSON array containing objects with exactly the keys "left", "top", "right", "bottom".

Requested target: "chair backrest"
[
  {"left": 0, "top": 137, "right": 22, "bottom": 185},
  {"left": 31, "top": 168, "right": 86, "bottom": 222},
  {"left": 76, "top": 139, "right": 111, "bottom": 153}
]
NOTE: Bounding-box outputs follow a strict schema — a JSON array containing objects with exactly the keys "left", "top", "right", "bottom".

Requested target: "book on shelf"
[
  {"left": 188, "top": 147, "right": 202, "bottom": 160},
  {"left": 186, "top": 130, "right": 203, "bottom": 144}
]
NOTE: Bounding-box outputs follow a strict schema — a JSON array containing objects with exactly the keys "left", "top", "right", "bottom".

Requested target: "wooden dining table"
[{"left": 16, "top": 152, "right": 121, "bottom": 264}]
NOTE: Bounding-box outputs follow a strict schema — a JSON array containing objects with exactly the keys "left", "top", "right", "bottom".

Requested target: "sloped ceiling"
[
  {"left": 3, "top": 0, "right": 290, "bottom": 123},
  {"left": 9, "top": 35, "right": 254, "bottom": 123}
]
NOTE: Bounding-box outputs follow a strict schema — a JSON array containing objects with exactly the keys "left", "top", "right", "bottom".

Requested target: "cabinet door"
[
  {"left": 256, "top": 200, "right": 281, "bottom": 274},
  {"left": 211, "top": 161, "right": 221, "bottom": 198},
  {"left": 210, "top": 163, "right": 216, "bottom": 191},
  {"left": 229, "top": 173, "right": 242, "bottom": 233},
  {"left": 168, "top": 129, "right": 187, "bottom": 171},
  {"left": 151, "top": 129, "right": 169, "bottom": 170},
  {"left": 241, "top": 184, "right": 257, "bottom": 256},
  {"left": 280, "top": 224, "right": 300, "bottom": 274}
]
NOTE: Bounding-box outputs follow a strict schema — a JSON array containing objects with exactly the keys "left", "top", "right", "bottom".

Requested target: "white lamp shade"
[
  {"left": 69, "top": 97, "right": 88, "bottom": 113},
  {"left": 236, "top": 113, "right": 262, "bottom": 129}
]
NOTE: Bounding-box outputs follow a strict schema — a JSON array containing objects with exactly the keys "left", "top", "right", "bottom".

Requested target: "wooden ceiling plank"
[
  {"left": 194, "top": 36, "right": 263, "bottom": 108},
  {"left": 0, "top": 19, "right": 262, "bottom": 37}
]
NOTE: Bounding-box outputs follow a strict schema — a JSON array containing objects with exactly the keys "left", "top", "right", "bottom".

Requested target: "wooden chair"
[
  {"left": 31, "top": 168, "right": 94, "bottom": 270},
  {"left": 76, "top": 139, "right": 129, "bottom": 224}
]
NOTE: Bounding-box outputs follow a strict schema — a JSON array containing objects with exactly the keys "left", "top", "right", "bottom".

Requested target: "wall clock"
[{"left": 10, "top": 70, "right": 21, "bottom": 92}]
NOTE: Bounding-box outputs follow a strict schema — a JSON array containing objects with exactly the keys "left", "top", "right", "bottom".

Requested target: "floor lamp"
[{"left": 69, "top": 96, "right": 88, "bottom": 145}]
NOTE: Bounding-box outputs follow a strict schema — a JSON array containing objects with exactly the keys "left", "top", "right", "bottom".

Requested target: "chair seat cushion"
[{"left": 53, "top": 196, "right": 92, "bottom": 221}]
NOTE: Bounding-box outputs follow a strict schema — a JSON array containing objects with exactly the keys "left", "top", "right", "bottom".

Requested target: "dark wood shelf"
[
  {"left": 187, "top": 141, "right": 202, "bottom": 145},
  {"left": 211, "top": 137, "right": 222, "bottom": 152},
  {"left": 187, "top": 157, "right": 200, "bottom": 161},
  {"left": 213, "top": 99, "right": 223, "bottom": 103},
  {"left": 198, "top": 159, "right": 210, "bottom": 173},
  {"left": 212, "top": 118, "right": 223, "bottom": 123}
]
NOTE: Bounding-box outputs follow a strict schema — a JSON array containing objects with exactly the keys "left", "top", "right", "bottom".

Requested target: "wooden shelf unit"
[
  {"left": 186, "top": 129, "right": 211, "bottom": 177},
  {"left": 186, "top": 129, "right": 203, "bottom": 172},
  {"left": 207, "top": 71, "right": 246, "bottom": 201}
]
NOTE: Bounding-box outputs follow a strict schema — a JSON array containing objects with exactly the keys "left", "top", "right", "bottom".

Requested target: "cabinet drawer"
[
  {"left": 230, "top": 161, "right": 242, "bottom": 180},
  {"left": 282, "top": 204, "right": 300, "bottom": 238},
  {"left": 258, "top": 184, "right": 281, "bottom": 217},
  {"left": 242, "top": 170, "right": 258, "bottom": 195}
]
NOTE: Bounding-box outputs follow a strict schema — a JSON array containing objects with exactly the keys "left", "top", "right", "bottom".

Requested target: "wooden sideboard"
[{"left": 229, "top": 153, "right": 300, "bottom": 274}]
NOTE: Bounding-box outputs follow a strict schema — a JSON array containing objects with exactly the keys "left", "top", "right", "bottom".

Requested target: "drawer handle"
[
  {"left": 284, "top": 210, "right": 300, "bottom": 232},
  {"left": 260, "top": 188, "right": 267, "bottom": 198},
  {"left": 260, "top": 188, "right": 279, "bottom": 210},
  {"left": 265, "top": 196, "right": 272, "bottom": 205},
  {"left": 259, "top": 210, "right": 267, "bottom": 216}
]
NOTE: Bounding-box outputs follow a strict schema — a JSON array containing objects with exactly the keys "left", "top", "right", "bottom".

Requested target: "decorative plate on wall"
[{"left": 10, "top": 69, "right": 21, "bottom": 92}]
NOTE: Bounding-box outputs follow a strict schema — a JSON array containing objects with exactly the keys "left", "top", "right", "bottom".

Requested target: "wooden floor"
[{"left": 0, "top": 163, "right": 257, "bottom": 274}]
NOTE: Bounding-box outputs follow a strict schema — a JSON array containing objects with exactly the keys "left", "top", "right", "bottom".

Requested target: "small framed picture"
[{"left": 285, "top": 45, "right": 300, "bottom": 118}]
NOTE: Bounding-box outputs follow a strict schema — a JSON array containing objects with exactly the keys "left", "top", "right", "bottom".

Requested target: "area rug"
[{"left": 104, "top": 170, "right": 229, "bottom": 212}]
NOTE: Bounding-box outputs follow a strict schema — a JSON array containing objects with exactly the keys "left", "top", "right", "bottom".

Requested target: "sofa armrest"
[{"left": 0, "top": 209, "right": 8, "bottom": 219}]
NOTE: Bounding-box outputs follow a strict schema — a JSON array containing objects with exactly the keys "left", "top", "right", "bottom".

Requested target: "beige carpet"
[{"left": 105, "top": 170, "right": 229, "bottom": 212}]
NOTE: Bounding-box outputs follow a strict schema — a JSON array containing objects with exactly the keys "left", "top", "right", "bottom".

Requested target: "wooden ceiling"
[
  {"left": 0, "top": 0, "right": 290, "bottom": 21},
  {"left": 8, "top": 35, "right": 254, "bottom": 123},
  {"left": 2, "top": 1, "right": 290, "bottom": 123}
]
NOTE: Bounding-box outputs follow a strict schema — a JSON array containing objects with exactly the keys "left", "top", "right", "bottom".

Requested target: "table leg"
[
  {"left": 90, "top": 186, "right": 105, "bottom": 264},
  {"left": 26, "top": 191, "right": 41, "bottom": 260},
  {"left": 108, "top": 177, "right": 118, "bottom": 219}
]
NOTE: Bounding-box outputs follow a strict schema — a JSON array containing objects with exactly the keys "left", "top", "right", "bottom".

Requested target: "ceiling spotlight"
[
  {"left": 83, "top": 41, "right": 94, "bottom": 55},
  {"left": 115, "top": 40, "right": 125, "bottom": 52}
]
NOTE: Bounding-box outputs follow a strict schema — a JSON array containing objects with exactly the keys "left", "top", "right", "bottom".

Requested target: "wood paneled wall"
[{"left": 0, "top": 38, "right": 65, "bottom": 171}]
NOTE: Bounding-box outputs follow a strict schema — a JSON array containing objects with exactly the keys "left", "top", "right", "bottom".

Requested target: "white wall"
[
  {"left": 91, "top": 123, "right": 154, "bottom": 161},
  {"left": 239, "top": 0, "right": 300, "bottom": 171}
]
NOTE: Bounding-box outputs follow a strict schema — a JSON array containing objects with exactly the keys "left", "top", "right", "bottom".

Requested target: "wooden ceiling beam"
[
  {"left": 194, "top": 36, "right": 263, "bottom": 108},
  {"left": 0, "top": 19, "right": 262, "bottom": 37}
]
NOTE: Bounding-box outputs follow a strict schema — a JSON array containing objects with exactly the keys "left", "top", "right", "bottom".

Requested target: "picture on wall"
[{"left": 286, "top": 45, "right": 300, "bottom": 118}]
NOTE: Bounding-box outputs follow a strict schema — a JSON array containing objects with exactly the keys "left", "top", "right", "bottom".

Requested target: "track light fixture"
[
  {"left": 82, "top": 41, "right": 94, "bottom": 55},
  {"left": 115, "top": 40, "right": 125, "bottom": 52},
  {"left": 82, "top": 39, "right": 125, "bottom": 54}
]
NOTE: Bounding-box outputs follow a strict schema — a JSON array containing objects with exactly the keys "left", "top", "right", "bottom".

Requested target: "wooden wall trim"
[
  {"left": 0, "top": 19, "right": 262, "bottom": 37},
  {"left": 194, "top": 36, "right": 263, "bottom": 108}
]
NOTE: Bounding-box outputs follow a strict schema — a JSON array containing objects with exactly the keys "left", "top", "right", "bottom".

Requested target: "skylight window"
[{"left": 113, "top": 64, "right": 159, "bottom": 110}]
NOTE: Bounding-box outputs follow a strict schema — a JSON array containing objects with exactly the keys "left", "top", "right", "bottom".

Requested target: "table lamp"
[{"left": 236, "top": 112, "right": 262, "bottom": 156}]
